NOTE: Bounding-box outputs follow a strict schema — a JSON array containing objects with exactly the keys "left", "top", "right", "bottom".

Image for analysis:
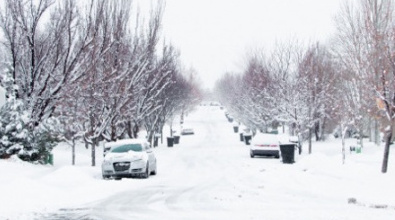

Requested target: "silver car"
[
  {"left": 101, "top": 139, "right": 157, "bottom": 180},
  {"left": 181, "top": 128, "right": 194, "bottom": 135}
]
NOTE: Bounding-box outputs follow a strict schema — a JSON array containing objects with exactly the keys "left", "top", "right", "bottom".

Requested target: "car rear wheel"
[{"left": 250, "top": 150, "right": 254, "bottom": 158}]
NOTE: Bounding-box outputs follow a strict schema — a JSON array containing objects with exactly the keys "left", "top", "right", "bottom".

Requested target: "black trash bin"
[
  {"left": 233, "top": 126, "right": 239, "bottom": 133},
  {"left": 153, "top": 136, "right": 160, "bottom": 147},
  {"left": 280, "top": 144, "right": 296, "bottom": 164},
  {"left": 167, "top": 137, "right": 174, "bottom": 147},
  {"left": 174, "top": 135, "right": 180, "bottom": 144},
  {"left": 244, "top": 135, "right": 252, "bottom": 145},
  {"left": 240, "top": 133, "right": 244, "bottom": 142}
]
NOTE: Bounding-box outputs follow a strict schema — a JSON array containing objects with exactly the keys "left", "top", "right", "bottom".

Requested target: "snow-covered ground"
[{"left": 1, "top": 106, "right": 395, "bottom": 220}]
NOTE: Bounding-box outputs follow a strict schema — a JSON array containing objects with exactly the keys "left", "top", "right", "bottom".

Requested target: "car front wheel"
[
  {"left": 250, "top": 151, "right": 254, "bottom": 158},
  {"left": 102, "top": 175, "right": 110, "bottom": 179},
  {"left": 151, "top": 161, "right": 157, "bottom": 175},
  {"left": 142, "top": 163, "right": 150, "bottom": 179}
]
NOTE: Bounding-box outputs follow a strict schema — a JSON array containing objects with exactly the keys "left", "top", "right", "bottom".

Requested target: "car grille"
[{"left": 113, "top": 162, "right": 131, "bottom": 172}]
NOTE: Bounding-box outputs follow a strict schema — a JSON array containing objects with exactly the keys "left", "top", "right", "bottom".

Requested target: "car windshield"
[{"left": 110, "top": 144, "right": 143, "bottom": 153}]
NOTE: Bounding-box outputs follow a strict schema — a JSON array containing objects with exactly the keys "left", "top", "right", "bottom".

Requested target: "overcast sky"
[{"left": 139, "top": 0, "right": 342, "bottom": 90}]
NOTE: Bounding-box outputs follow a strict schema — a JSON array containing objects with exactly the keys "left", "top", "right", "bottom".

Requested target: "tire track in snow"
[
  {"left": 88, "top": 107, "right": 235, "bottom": 219},
  {"left": 39, "top": 107, "right": 258, "bottom": 220}
]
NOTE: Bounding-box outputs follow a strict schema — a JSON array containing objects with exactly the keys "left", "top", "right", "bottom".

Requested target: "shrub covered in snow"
[{"left": 0, "top": 74, "right": 61, "bottom": 163}]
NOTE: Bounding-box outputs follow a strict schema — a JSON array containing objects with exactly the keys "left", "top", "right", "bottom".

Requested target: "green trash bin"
[
  {"left": 280, "top": 144, "right": 295, "bottom": 164},
  {"left": 356, "top": 146, "right": 362, "bottom": 154},
  {"left": 48, "top": 153, "right": 54, "bottom": 165}
]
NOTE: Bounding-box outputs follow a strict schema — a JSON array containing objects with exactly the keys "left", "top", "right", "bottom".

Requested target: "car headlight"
[
  {"left": 131, "top": 159, "right": 146, "bottom": 166},
  {"left": 132, "top": 158, "right": 144, "bottom": 164}
]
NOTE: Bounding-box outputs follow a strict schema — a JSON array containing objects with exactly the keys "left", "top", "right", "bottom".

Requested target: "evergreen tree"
[{"left": 0, "top": 72, "right": 61, "bottom": 163}]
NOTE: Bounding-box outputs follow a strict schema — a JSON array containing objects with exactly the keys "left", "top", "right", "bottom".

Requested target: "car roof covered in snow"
[{"left": 104, "top": 139, "right": 148, "bottom": 148}]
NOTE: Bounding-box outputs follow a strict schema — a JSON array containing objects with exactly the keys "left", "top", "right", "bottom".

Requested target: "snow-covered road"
[
  {"left": 2, "top": 106, "right": 395, "bottom": 220},
  {"left": 82, "top": 106, "right": 271, "bottom": 219}
]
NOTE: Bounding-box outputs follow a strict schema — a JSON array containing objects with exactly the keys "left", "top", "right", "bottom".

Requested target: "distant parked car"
[
  {"left": 181, "top": 128, "right": 195, "bottom": 135},
  {"left": 250, "top": 133, "right": 280, "bottom": 158},
  {"left": 101, "top": 139, "right": 157, "bottom": 180}
]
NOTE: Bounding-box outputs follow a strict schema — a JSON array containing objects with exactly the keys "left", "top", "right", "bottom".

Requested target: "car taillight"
[{"left": 255, "top": 144, "right": 278, "bottom": 147}]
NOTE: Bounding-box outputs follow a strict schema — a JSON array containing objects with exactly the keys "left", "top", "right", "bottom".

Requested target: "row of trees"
[
  {"left": 0, "top": 0, "right": 201, "bottom": 165},
  {"left": 215, "top": 0, "right": 395, "bottom": 173}
]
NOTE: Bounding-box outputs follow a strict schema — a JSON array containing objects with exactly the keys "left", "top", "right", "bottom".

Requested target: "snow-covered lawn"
[{"left": 1, "top": 106, "right": 395, "bottom": 220}]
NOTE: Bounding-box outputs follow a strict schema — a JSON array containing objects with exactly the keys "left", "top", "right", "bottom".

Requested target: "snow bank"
[{"left": 0, "top": 106, "right": 395, "bottom": 220}]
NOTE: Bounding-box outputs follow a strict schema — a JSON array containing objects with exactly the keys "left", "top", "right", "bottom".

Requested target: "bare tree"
[
  {"left": 296, "top": 43, "right": 338, "bottom": 153},
  {"left": 0, "top": 0, "right": 100, "bottom": 126},
  {"left": 367, "top": 0, "right": 395, "bottom": 173},
  {"left": 0, "top": 0, "right": 104, "bottom": 161},
  {"left": 333, "top": 0, "right": 395, "bottom": 172}
]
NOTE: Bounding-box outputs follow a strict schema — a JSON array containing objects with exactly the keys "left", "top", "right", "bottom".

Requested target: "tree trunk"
[
  {"left": 110, "top": 119, "right": 117, "bottom": 141},
  {"left": 161, "top": 127, "right": 163, "bottom": 144},
  {"left": 341, "top": 124, "right": 346, "bottom": 165},
  {"left": 368, "top": 117, "right": 373, "bottom": 142},
  {"left": 320, "top": 117, "right": 326, "bottom": 141},
  {"left": 133, "top": 124, "right": 139, "bottom": 138},
  {"left": 291, "top": 122, "right": 297, "bottom": 136},
  {"left": 126, "top": 120, "right": 132, "bottom": 138},
  {"left": 314, "top": 121, "right": 320, "bottom": 141},
  {"left": 381, "top": 127, "right": 392, "bottom": 173},
  {"left": 308, "top": 127, "right": 312, "bottom": 154},
  {"left": 359, "top": 123, "right": 364, "bottom": 148},
  {"left": 375, "top": 119, "right": 380, "bottom": 146},
  {"left": 147, "top": 130, "right": 153, "bottom": 145},
  {"left": 91, "top": 139, "right": 97, "bottom": 167},
  {"left": 72, "top": 138, "right": 75, "bottom": 166}
]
